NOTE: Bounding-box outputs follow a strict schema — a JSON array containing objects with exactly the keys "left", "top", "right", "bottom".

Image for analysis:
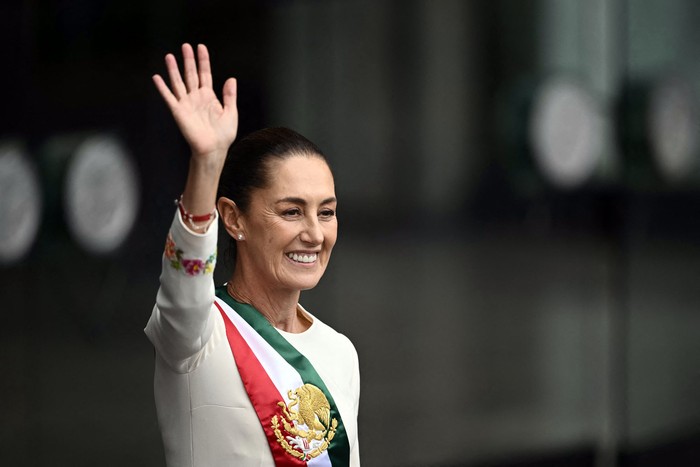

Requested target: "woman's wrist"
[
  {"left": 176, "top": 194, "right": 217, "bottom": 233},
  {"left": 190, "top": 148, "right": 227, "bottom": 170},
  {"left": 179, "top": 150, "right": 226, "bottom": 233}
]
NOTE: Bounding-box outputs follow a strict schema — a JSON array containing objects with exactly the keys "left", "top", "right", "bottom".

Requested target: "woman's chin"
[
  {"left": 282, "top": 272, "right": 324, "bottom": 292},
  {"left": 294, "top": 276, "right": 324, "bottom": 291},
  {"left": 280, "top": 262, "right": 326, "bottom": 291}
]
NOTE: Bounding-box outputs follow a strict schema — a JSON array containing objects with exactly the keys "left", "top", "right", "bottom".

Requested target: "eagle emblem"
[{"left": 271, "top": 383, "right": 338, "bottom": 460}]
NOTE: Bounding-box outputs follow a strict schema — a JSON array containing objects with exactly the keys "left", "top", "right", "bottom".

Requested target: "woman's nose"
[{"left": 300, "top": 216, "right": 323, "bottom": 244}]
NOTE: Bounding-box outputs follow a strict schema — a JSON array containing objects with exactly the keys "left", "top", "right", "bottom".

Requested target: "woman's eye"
[
  {"left": 320, "top": 209, "right": 336, "bottom": 219},
  {"left": 283, "top": 208, "right": 302, "bottom": 217}
]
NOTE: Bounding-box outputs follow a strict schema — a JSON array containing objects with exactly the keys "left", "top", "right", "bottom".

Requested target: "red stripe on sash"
[{"left": 214, "top": 301, "right": 307, "bottom": 466}]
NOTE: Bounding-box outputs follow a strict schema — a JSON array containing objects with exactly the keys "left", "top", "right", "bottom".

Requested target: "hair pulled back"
[
  {"left": 217, "top": 127, "right": 329, "bottom": 267},
  {"left": 217, "top": 127, "right": 327, "bottom": 211}
]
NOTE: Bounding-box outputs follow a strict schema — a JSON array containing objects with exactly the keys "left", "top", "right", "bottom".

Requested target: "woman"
[{"left": 145, "top": 43, "right": 360, "bottom": 466}]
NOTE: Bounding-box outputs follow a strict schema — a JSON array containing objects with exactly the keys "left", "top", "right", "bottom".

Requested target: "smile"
[{"left": 286, "top": 252, "right": 318, "bottom": 264}]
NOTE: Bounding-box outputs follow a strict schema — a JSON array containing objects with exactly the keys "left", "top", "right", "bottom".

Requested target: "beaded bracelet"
[{"left": 175, "top": 195, "right": 216, "bottom": 232}]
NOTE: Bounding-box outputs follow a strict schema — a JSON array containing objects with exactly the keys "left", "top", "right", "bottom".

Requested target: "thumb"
[{"left": 222, "top": 78, "right": 237, "bottom": 112}]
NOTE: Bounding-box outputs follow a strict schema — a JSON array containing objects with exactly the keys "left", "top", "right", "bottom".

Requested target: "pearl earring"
[{"left": 237, "top": 233, "right": 244, "bottom": 240}]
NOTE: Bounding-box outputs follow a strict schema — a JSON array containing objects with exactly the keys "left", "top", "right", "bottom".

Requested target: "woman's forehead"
[{"left": 266, "top": 156, "right": 335, "bottom": 192}]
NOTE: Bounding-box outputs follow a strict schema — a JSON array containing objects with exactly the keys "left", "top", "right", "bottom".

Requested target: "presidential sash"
[{"left": 214, "top": 287, "right": 350, "bottom": 466}]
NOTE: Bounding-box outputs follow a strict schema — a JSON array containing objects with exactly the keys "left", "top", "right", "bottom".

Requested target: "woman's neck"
[{"left": 226, "top": 274, "right": 311, "bottom": 333}]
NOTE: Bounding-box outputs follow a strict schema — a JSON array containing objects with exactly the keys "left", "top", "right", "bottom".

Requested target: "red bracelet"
[{"left": 175, "top": 195, "right": 216, "bottom": 223}]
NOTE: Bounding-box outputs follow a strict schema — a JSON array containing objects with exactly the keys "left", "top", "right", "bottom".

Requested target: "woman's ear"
[{"left": 217, "top": 197, "right": 245, "bottom": 239}]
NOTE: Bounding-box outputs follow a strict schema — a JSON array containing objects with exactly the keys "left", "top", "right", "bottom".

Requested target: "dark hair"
[{"left": 217, "top": 127, "right": 329, "bottom": 265}]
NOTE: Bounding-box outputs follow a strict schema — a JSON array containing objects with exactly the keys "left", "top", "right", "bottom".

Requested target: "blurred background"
[{"left": 1, "top": 0, "right": 699, "bottom": 465}]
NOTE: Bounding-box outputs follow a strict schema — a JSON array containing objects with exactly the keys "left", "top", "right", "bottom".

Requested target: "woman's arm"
[{"left": 146, "top": 44, "right": 238, "bottom": 371}]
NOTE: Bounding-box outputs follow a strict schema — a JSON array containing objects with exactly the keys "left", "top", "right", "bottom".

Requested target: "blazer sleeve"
[{"left": 145, "top": 210, "right": 219, "bottom": 373}]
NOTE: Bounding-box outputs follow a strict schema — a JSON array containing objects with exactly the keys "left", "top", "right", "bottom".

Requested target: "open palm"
[{"left": 153, "top": 43, "right": 238, "bottom": 163}]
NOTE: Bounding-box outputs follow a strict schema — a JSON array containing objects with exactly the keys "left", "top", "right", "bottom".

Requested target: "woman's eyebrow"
[{"left": 275, "top": 196, "right": 337, "bottom": 206}]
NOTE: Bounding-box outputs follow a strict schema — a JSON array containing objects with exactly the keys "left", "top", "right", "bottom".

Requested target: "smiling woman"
[
  {"left": 145, "top": 44, "right": 360, "bottom": 466},
  {"left": 218, "top": 144, "right": 339, "bottom": 330}
]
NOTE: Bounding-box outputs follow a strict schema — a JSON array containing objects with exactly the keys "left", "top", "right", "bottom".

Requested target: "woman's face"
[{"left": 238, "top": 155, "right": 338, "bottom": 292}]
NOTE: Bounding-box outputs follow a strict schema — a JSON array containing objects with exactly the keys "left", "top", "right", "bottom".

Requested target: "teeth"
[{"left": 287, "top": 253, "right": 317, "bottom": 263}]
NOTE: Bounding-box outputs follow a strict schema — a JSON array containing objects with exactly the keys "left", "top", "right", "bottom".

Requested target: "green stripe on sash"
[{"left": 216, "top": 287, "right": 351, "bottom": 466}]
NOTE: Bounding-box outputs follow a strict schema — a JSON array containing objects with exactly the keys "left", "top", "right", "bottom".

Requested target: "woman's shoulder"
[
  {"left": 314, "top": 317, "right": 357, "bottom": 357},
  {"left": 290, "top": 308, "right": 358, "bottom": 357}
]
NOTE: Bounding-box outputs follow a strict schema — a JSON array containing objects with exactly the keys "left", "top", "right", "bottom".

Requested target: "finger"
[
  {"left": 182, "top": 43, "right": 199, "bottom": 92},
  {"left": 165, "top": 53, "right": 187, "bottom": 100},
  {"left": 152, "top": 74, "right": 178, "bottom": 110},
  {"left": 222, "top": 77, "right": 238, "bottom": 112},
  {"left": 197, "top": 44, "right": 213, "bottom": 89}
]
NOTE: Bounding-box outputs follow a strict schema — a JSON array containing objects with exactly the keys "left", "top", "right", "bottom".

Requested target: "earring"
[{"left": 237, "top": 233, "right": 244, "bottom": 240}]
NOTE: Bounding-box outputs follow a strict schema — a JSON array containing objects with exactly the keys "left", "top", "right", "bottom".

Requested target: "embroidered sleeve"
[
  {"left": 164, "top": 232, "right": 216, "bottom": 276},
  {"left": 145, "top": 209, "right": 219, "bottom": 373}
]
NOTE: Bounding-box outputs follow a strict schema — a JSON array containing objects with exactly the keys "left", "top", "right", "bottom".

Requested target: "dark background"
[{"left": 1, "top": 1, "right": 699, "bottom": 466}]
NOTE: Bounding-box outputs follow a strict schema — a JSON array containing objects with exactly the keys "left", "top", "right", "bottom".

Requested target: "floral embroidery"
[
  {"left": 164, "top": 232, "right": 216, "bottom": 276},
  {"left": 164, "top": 234, "right": 177, "bottom": 259}
]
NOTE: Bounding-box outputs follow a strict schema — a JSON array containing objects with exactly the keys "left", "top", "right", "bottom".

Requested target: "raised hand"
[
  {"left": 153, "top": 43, "right": 238, "bottom": 227},
  {"left": 153, "top": 43, "right": 238, "bottom": 167}
]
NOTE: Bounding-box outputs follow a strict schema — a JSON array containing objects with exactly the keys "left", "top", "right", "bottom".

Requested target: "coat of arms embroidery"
[{"left": 271, "top": 383, "right": 338, "bottom": 460}]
